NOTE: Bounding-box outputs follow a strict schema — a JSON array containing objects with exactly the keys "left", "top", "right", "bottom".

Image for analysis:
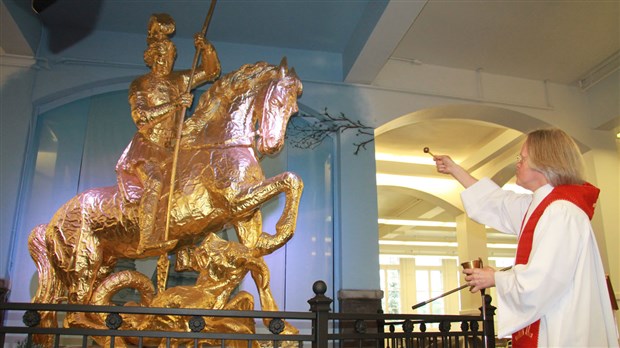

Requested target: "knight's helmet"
[
  {"left": 147, "top": 13, "right": 175, "bottom": 45},
  {"left": 143, "top": 14, "right": 176, "bottom": 67}
]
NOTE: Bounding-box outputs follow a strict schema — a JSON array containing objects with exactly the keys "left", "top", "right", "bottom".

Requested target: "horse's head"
[
  {"left": 183, "top": 59, "right": 302, "bottom": 152},
  {"left": 255, "top": 58, "right": 303, "bottom": 155}
]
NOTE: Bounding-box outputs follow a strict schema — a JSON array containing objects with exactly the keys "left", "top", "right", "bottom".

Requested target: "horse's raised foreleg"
[
  {"left": 233, "top": 209, "right": 262, "bottom": 249},
  {"left": 232, "top": 171, "right": 303, "bottom": 253}
]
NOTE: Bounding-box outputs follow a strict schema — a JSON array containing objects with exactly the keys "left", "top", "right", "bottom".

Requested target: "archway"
[{"left": 374, "top": 103, "right": 553, "bottom": 315}]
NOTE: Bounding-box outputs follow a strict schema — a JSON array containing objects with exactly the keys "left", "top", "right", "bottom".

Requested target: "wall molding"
[{"left": 0, "top": 54, "right": 46, "bottom": 69}]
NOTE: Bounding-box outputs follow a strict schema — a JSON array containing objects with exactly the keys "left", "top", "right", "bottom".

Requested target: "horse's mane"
[
  {"left": 200, "top": 62, "right": 279, "bottom": 107},
  {"left": 182, "top": 62, "right": 280, "bottom": 141}
]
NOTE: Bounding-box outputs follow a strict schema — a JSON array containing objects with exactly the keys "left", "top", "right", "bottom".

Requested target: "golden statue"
[{"left": 27, "top": 11, "right": 304, "bottom": 346}]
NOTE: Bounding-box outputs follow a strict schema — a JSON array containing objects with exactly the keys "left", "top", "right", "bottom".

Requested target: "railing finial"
[{"left": 312, "top": 280, "right": 327, "bottom": 296}]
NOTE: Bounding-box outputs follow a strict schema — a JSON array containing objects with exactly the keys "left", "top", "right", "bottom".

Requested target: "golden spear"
[
  {"left": 158, "top": 0, "right": 218, "bottom": 293},
  {"left": 164, "top": 0, "right": 217, "bottom": 240}
]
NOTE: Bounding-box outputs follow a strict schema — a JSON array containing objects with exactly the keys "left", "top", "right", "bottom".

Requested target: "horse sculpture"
[{"left": 28, "top": 59, "right": 304, "bottom": 335}]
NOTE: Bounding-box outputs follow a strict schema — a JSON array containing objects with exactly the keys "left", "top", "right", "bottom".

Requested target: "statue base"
[{"left": 338, "top": 289, "right": 384, "bottom": 348}]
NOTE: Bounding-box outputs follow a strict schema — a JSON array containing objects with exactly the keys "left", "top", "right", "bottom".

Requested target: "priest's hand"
[
  {"left": 433, "top": 155, "right": 478, "bottom": 188},
  {"left": 463, "top": 266, "right": 496, "bottom": 293}
]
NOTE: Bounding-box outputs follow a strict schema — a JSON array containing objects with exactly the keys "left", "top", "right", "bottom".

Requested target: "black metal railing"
[{"left": 1, "top": 280, "right": 496, "bottom": 347}]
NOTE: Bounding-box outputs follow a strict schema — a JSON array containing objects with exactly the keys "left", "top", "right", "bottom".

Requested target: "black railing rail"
[{"left": 1, "top": 280, "right": 496, "bottom": 347}]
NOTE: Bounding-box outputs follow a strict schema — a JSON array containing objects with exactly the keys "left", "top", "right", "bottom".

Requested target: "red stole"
[{"left": 511, "top": 183, "right": 598, "bottom": 348}]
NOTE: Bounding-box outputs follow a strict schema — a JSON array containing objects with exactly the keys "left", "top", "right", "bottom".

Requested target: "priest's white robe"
[{"left": 461, "top": 178, "right": 618, "bottom": 347}]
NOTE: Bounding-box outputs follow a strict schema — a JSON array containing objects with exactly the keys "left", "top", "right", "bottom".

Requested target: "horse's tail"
[
  {"left": 28, "top": 224, "right": 64, "bottom": 345},
  {"left": 90, "top": 270, "right": 155, "bottom": 329},
  {"left": 87, "top": 270, "right": 156, "bottom": 347},
  {"left": 92, "top": 270, "right": 155, "bottom": 307}
]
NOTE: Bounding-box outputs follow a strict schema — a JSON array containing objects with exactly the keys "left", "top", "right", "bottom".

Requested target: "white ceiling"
[
  {"left": 3, "top": 0, "right": 618, "bottom": 252},
  {"left": 391, "top": 0, "right": 619, "bottom": 85}
]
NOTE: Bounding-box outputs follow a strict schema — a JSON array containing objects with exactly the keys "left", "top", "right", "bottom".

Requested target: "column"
[{"left": 455, "top": 213, "right": 488, "bottom": 315}]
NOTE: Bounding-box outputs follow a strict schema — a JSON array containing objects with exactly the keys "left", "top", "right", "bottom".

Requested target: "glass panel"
[
  {"left": 430, "top": 270, "right": 443, "bottom": 295},
  {"left": 430, "top": 270, "right": 445, "bottom": 314},
  {"left": 11, "top": 97, "right": 91, "bottom": 302},
  {"left": 13, "top": 93, "right": 336, "bottom": 317},
  {"left": 415, "top": 256, "right": 442, "bottom": 266},
  {"left": 380, "top": 270, "right": 386, "bottom": 291},
  {"left": 416, "top": 270, "right": 429, "bottom": 290},
  {"left": 78, "top": 91, "right": 135, "bottom": 190},
  {"left": 281, "top": 116, "right": 335, "bottom": 311},
  {"left": 380, "top": 255, "right": 400, "bottom": 265},
  {"left": 415, "top": 270, "right": 429, "bottom": 314},
  {"left": 380, "top": 269, "right": 387, "bottom": 312},
  {"left": 386, "top": 269, "right": 400, "bottom": 314}
]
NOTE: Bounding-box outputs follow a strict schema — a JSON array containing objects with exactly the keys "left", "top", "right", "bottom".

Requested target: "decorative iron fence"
[{"left": 1, "top": 281, "right": 497, "bottom": 347}]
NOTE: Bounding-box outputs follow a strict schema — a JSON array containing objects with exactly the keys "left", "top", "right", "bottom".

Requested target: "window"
[
  {"left": 380, "top": 255, "right": 401, "bottom": 314},
  {"left": 415, "top": 268, "right": 444, "bottom": 315},
  {"left": 380, "top": 255, "right": 459, "bottom": 315}
]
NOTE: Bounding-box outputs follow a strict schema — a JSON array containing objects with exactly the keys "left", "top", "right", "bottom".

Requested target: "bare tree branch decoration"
[{"left": 287, "top": 108, "right": 374, "bottom": 155}]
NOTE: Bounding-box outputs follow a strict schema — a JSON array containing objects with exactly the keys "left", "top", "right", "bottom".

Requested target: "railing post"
[
  {"left": 308, "top": 280, "right": 332, "bottom": 348},
  {"left": 0, "top": 279, "right": 8, "bottom": 347},
  {"left": 482, "top": 294, "right": 496, "bottom": 348},
  {"left": 376, "top": 309, "right": 385, "bottom": 348}
]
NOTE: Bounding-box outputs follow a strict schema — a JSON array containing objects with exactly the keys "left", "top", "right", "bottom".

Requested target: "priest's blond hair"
[{"left": 525, "top": 128, "right": 585, "bottom": 186}]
